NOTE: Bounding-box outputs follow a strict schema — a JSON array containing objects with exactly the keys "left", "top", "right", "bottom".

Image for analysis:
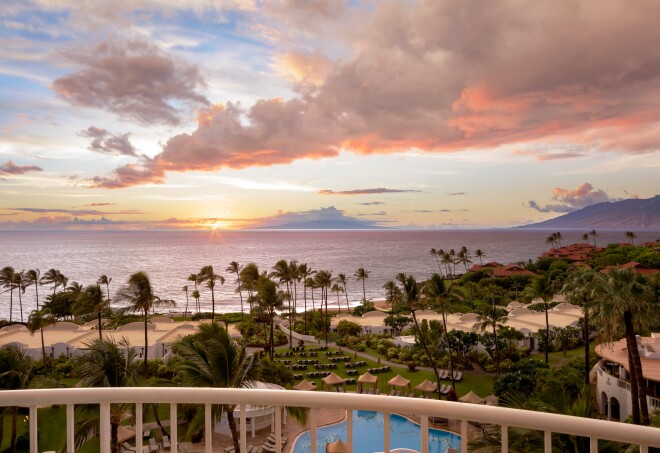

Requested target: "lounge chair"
[
  {"left": 375, "top": 389, "right": 380, "bottom": 395},
  {"left": 453, "top": 371, "right": 463, "bottom": 381},
  {"left": 388, "top": 389, "right": 396, "bottom": 396},
  {"left": 122, "top": 442, "right": 137, "bottom": 452},
  {"left": 161, "top": 436, "right": 170, "bottom": 449},
  {"left": 148, "top": 438, "right": 159, "bottom": 452},
  {"left": 440, "top": 370, "right": 448, "bottom": 379},
  {"left": 266, "top": 433, "right": 288, "bottom": 444},
  {"left": 407, "top": 392, "right": 415, "bottom": 398}
]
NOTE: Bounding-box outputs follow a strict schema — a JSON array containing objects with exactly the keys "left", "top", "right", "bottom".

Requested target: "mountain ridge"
[{"left": 520, "top": 195, "right": 660, "bottom": 229}]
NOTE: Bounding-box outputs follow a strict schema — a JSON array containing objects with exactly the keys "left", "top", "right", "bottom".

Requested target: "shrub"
[{"left": 336, "top": 320, "right": 363, "bottom": 338}]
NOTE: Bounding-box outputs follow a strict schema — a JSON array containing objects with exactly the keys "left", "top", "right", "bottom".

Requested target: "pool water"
[{"left": 292, "top": 410, "right": 461, "bottom": 453}]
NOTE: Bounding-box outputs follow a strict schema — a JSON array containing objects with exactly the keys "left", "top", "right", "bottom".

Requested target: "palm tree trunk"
[
  {"left": 343, "top": 284, "right": 350, "bottom": 314},
  {"left": 625, "top": 310, "right": 650, "bottom": 425},
  {"left": 303, "top": 285, "right": 308, "bottom": 334},
  {"left": 583, "top": 302, "right": 590, "bottom": 385},
  {"left": 236, "top": 271, "right": 244, "bottom": 320},
  {"left": 440, "top": 301, "right": 455, "bottom": 390},
  {"left": 18, "top": 288, "right": 24, "bottom": 323},
  {"left": 362, "top": 279, "right": 366, "bottom": 301},
  {"left": 544, "top": 300, "right": 550, "bottom": 364},
  {"left": 336, "top": 291, "right": 341, "bottom": 314},
  {"left": 411, "top": 313, "right": 442, "bottom": 399},
  {"left": 98, "top": 311, "right": 103, "bottom": 341},
  {"left": 270, "top": 313, "right": 275, "bottom": 361},
  {"left": 111, "top": 423, "right": 119, "bottom": 453},
  {"left": 0, "top": 410, "right": 4, "bottom": 450},
  {"left": 144, "top": 311, "right": 149, "bottom": 369},
  {"left": 324, "top": 287, "right": 329, "bottom": 347},
  {"left": 40, "top": 325, "right": 47, "bottom": 361},
  {"left": 211, "top": 286, "right": 215, "bottom": 322},
  {"left": 493, "top": 320, "right": 501, "bottom": 375},
  {"left": 286, "top": 282, "right": 292, "bottom": 349},
  {"left": 434, "top": 256, "right": 443, "bottom": 275},
  {"left": 625, "top": 332, "right": 641, "bottom": 424},
  {"left": 9, "top": 289, "right": 13, "bottom": 323},
  {"left": 184, "top": 290, "right": 189, "bottom": 321},
  {"left": 227, "top": 409, "right": 241, "bottom": 453}
]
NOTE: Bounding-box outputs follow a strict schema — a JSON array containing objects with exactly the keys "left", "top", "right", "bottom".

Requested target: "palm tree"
[
  {"left": 192, "top": 289, "right": 200, "bottom": 314},
  {"left": 625, "top": 231, "right": 638, "bottom": 245},
  {"left": 197, "top": 265, "right": 224, "bottom": 322},
  {"left": 298, "top": 264, "right": 315, "bottom": 333},
  {"left": 336, "top": 273, "right": 351, "bottom": 313},
  {"left": 475, "top": 249, "right": 485, "bottom": 265},
  {"left": 425, "top": 274, "right": 460, "bottom": 388},
  {"left": 314, "top": 270, "right": 333, "bottom": 345},
  {"left": 440, "top": 252, "right": 453, "bottom": 277},
  {"left": 239, "top": 263, "right": 260, "bottom": 305},
  {"left": 187, "top": 273, "right": 199, "bottom": 311},
  {"left": 0, "top": 266, "right": 18, "bottom": 322},
  {"left": 591, "top": 269, "right": 657, "bottom": 425},
  {"left": 581, "top": 233, "right": 589, "bottom": 243},
  {"left": 562, "top": 268, "right": 600, "bottom": 384},
  {"left": 395, "top": 273, "right": 443, "bottom": 398},
  {"left": 555, "top": 232, "right": 563, "bottom": 247},
  {"left": 27, "top": 308, "right": 55, "bottom": 361},
  {"left": 270, "top": 260, "right": 293, "bottom": 347},
  {"left": 115, "top": 271, "right": 175, "bottom": 368},
  {"left": 331, "top": 282, "right": 345, "bottom": 314},
  {"left": 24, "top": 269, "right": 40, "bottom": 311},
  {"left": 72, "top": 338, "right": 139, "bottom": 453},
  {"left": 289, "top": 260, "right": 301, "bottom": 323},
  {"left": 526, "top": 275, "right": 556, "bottom": 364},
  {"left": 429, "top": 249, "right": 444, "bottom": 275},
  {"left": 249, "top": 277, "right": 286, "bottom": 360},
  {"left": 97, "top": 274, "right": 112, "bottom": 302},
  {"left": 589, "top": 229, "right": 598, "bottom": 247},
  {"left": 226, "top": 261, "right": 245, "bottom": 319},
  {"left": 172, "top": 323, "right": 262, "bottom": 453},
  {"left": 475, "top": 285, "right": 508, "bottom": 375},
  {"left": 182, "top": 285, "right": 190, "bottom": 320},
  {"left": 354, "top": 268, "right": 370, "bottom": 301},
  {"left": 75, "top": 284, "right": 108, "bottom": 340},
  {"left": 0, "top": 344, "right": 36, "bottom": 452},
  {"left": 458, "top": 246, "right": 472, "bottom": 272},
  {"left": 382, "top": 280, "right": 399, "bottom": 310}
]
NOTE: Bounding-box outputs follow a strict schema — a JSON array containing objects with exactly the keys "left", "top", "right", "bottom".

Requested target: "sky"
[{"left": 1, "top": 0, "right": 659, "bottom": 230}]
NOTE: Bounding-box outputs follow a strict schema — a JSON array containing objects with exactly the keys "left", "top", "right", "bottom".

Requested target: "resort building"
[
  {"left": 595, "top": 333, "right": 660, "bottom": 422},
  {"left": 601, "top": 262, "right": 660, "bottom": 275},
  {"left": 467, "top": 262, "right": 538, "bottom": 277},
  {"left": 538, "top": 243, "right": 603, "bottom": 263}
]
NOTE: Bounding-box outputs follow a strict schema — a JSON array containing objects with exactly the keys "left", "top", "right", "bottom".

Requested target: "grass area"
[
  {"left": 277, "top": 345, "right": 494, "bottom": 397},
  {"left": 529, "top": 340, "right": 595, "bottom": 367}
]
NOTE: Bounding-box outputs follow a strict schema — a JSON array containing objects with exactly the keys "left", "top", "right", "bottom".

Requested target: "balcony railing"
[{"left": 1, "top": 387, "right": 660, "bottom": 453}]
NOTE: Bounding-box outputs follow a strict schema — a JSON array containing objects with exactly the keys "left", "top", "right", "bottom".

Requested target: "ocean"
[{"left": 1, "top": 229, "right": 657, "bottom": 320}]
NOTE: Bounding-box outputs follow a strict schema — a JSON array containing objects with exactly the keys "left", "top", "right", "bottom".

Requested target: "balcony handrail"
[{"left": 1, "top": 387, "right": 659, "bottom": 449}]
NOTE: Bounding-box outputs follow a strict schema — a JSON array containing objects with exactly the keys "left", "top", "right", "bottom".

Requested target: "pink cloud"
[
  {"left": 80, "top": 126, "right": 137, "bottom": 156},
  {"left": 53, "top": 39, "right": 208, "bottom": 126},
  {"left": 0, "top": 160, "right": 43, "bottom": 175},
  {"left": 527, "top": 183, "right": 627, "bottom": 213}
]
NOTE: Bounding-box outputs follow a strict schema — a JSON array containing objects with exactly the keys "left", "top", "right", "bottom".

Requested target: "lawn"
[{"left": 529, "top": 340, "right": 595, "bottom": 367}]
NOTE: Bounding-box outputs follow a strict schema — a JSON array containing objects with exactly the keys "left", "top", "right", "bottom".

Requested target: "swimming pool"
[{"left": 292, "top": 410, "right": 461, "bottom": 453}]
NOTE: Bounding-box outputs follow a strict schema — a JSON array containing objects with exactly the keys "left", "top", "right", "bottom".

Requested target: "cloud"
[
  {"left": 88, "top": 156, "right": 165, "bottom": 188},
  {"left": 5, "top": 207, "right": 144, "bottom": 216},
  {"left": 243, "top": 206, "right": 383, "bottom": 228},
  {"left": 358, "top": 202, "right": 385, "bottom": 206},
  {"left": 53, "top": 39, "right": 209, "bottom": 126},
  {"left": 80, "top": 126, "right": 137, "bottom": 156},
  {"left": 318, "top": 188, "right": 421, "bottom": 196},
  {"left": 447, "top": 192, "right": 466, "bottom": 196},
  {"left": 84, "top": 202, "right": 116, "bottom": 206},
  {"left": 0, "top": 160, "right": 43, "bottom": 175},
  {"left": 527, "top": 182, "right": 627, "bottom": 213}
]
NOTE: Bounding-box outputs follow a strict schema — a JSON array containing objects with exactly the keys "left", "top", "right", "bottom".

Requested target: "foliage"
[
  {"left": 384, "top": 314, "right": 411, "bottom": 335},
  {"left": 352, "top": 300, "right": 376, "bottom": 316},
  {"left": 336, "top": 320, "right": 363, "bottom": 338},
  {"left": 260, "top": 360, "right": 294, "bottom": 387},
  {"left": 588, "top": 243, "right": 660, "bottom": 270},
  {"left": 493, "top": 358, "right": 549, "bottom": 398}
]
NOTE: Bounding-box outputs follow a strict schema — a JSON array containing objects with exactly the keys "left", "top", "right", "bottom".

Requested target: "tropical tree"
[
  {"left": 0, "top": 345, "right": 36, "bottom": 452},
  {"left": 526, "top": 275, "right": 557, "bottom": 364},
  {"left": 354, "top": 268, "right": 370, "bottom": 301},
  {"left": 314, "top": 270, "right": 333, "bottom": 345},
  {"left": 289, "top": 260, "right": 300, "bottom": 322},
  {"left": 197, "top": 265, "right": 224, "bottom": 322},
  {"left": 75, "top": 284, "right": 108, "bottom": 340},
  {"left": 97, "top": 274, "right": 112, "bottom": 302},
  {"left": 429, "top": 249, "right": 444, "bottom": 275},
  {"left": 249, "top": 277, "right": 286, "bottom": 360},
  {"left": 589, "top": 229, "right": 598, "bottom": 247},
  {"left": 270, "top": 260, "right": 294, "bottom": 347},
  {"left": 115, "top": 271, "right": 175, "bottom": 368},
  {"left": 561, "top": 268, "right": 600, "bottom": 384},
  {"left": 226, "top": 261, "right": 245, "bottom": 319},
  {"left": 591, "top": 269, "right": 657, "bottom": 425},
  {"left": 331, "top": 282, "right": 344, "bottom": 314},
  {"left": 474, "top": 249, "right": 485, "bottom": 265},
  {"left": 0, "top": 266, "right": 18, "bottom": 322},
  {"left": 336, "top": 273, "right": 351, "bottom": 313},
  {"left": 10, "top": 270, "right": 26, "bottom": 322},
  {"left": 24, "top": 269, "right": 40, "bottom": 311},
  {"left": 187, "top": 273, "right": 200, "bottom": 312},
  {"left": 182, "top": 285, "right": 190, "bottom": 320},
  {"left": 457, "top": 246, "right": 472, "bottom": 272},
  {"left": 71, "top": 338, "right": 139, "bottom": 453},
  {"left": 27, "top": 308, "right": 56, "bottom": 361},
  {"left": 172, "top": 323, "right": 262, "bottom": 453},
  {"left": 425, "top": 274, "right": 460, "bottom": 388},
  {"left": 475, "top": 285, "right": 508, "bottom": 375},
  {"left": 395, "top": 273, "right": 442, "bottom": 398},
  {"left": 382, "top": 280, "right": 400, "bottom": 310},
  {"left": 298, "top": 263, "right": 315, "bottom": 333},
  {"left": 625, "top": 231, "right": 638, "bottom": 245},
  {"left": 192, "top": 289, "right": 200, "bottom": 314},
  {"left": 581, "top": 233, "right": 589, "bottom": 243}
]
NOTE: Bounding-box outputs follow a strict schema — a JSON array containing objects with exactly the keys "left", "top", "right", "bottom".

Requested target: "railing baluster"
[
  {"left": 384, "top": 412, "right": 391, "bottom": 453},
  {"left": 100, "top": 402, "right": 110, "bottom": 453},
  {"left": 544, "top": 430, "right": 552, "bottom": 453},
  {"left": 136, "top": 403, "right": 143, "bottom": 451},
  {"left": 205, "top": 404, "right": 212, "bottom": 453},
  {"left": 347, "top": 409, "right": 353, "bottom": 453},
  {"left": 240, "top": 403, "right": 247, "bottom": 452},
  {"left": 461, "top": 420, "right": 468, "bottom": 452},
  {"left": 275, "top": 406, "right": 282, "bottom": 453},
  {"left": 29, "top": 406, "right": 37, "bottom": 453},
  {"left": 170, "top": 403, "right": 178, "bottom": 453},
  {"left": 501, "top": 424, "right": 508, "bottom": 453},
  {"left": 590, "top": 436, "right": 598, "bottom": 453},
  {"left": 67, "top": 404, "right": 74, "bottom": 453},
  {"left": 421, "top": 415, "right": 428, "bottom": 453},
  {"left": 640, "top": 445, "right": 648, "bottom": 453},
  {"left": 310, "top": 408, "right": 317, "bottom": 453}
]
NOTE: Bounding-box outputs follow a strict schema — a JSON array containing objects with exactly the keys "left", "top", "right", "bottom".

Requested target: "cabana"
[
  {"left": 458, "top": 390, "right": 485, "bottom": 404},
  {"left": 357, "top": 371, "right": 378, "bottom": 394},
  {"left": 326, "top": 439, "right": 349, "bottom": 452},
  {"left": 322, "top": 372, "right": 346, "bottom": 392},
  {"left": 387, "top": 374, "right": 411, "bottom": 396},
  {"left": 414, "top": 379, "right": 438, "bottom": 397},
  {"left": 293, "top": 379, "right": 317, "bottom": 391}
]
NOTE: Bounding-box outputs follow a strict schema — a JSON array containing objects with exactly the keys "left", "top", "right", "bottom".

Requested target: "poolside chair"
[
  {"left": 162, "top": 436, "right": 170, "bottom": 449},
  {"left": 149, "top": 437, "right": 159, "bottom": 452},
  {"left": 446, "top": 449, "right": 459, "bottom": 453},
  {"left": 122, "top": 442, "right": 137, "bottom": 452},
  {"left": 266, "top": 433, "right": 288, "bottom": 444},
  {"left": 388, "top": 389, "right": 396, "bottom": 396}
]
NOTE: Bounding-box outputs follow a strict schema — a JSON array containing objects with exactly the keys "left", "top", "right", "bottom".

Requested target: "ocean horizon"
[{"left": 1, "top": 228, "right": 658, "bottom": 320}]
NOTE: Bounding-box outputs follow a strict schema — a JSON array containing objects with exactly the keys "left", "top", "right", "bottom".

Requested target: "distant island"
[
  {"left": 521, "top": 195, "right": 660, "bottom": 229},
  {"left": 255, "top": 219, "right": 389, "bottom": 230}
]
